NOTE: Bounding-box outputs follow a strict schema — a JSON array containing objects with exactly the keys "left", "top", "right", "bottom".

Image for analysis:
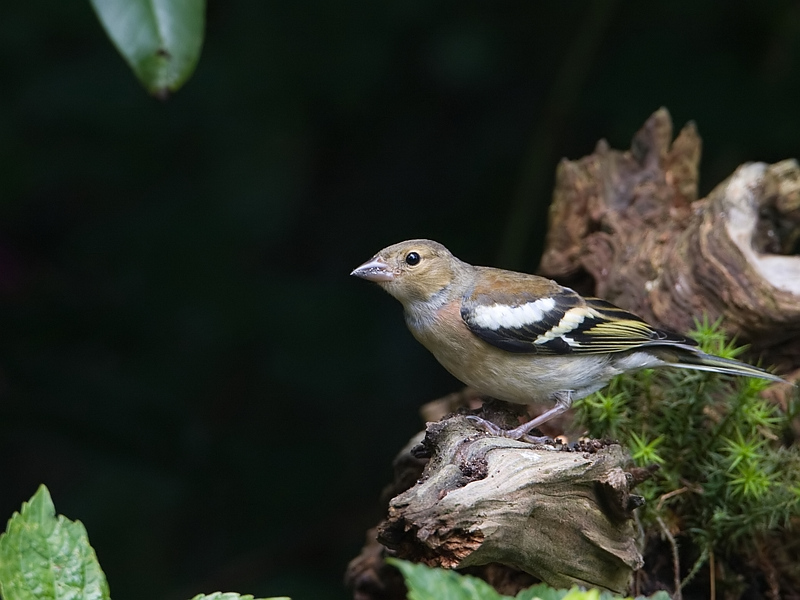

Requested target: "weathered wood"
[
  {"left": 539, "top": 108, "right": 800, "bottom": 376},
  {"left": 347, "top": 414, "right": 645, "bottom": 597}
]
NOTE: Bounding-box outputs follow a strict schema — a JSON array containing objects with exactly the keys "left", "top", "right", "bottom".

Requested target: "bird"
[{"left": 351, "top": 239, "right": 787, "bottom": 440}]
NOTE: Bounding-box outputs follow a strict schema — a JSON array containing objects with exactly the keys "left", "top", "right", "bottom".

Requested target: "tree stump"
[{"left": 539, "top": 108, "right": 800, "bottom": 377}]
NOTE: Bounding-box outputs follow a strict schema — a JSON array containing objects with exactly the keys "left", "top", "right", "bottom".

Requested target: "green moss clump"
[{"left": 575, "top": 317, "right": 800, "bottom": 597}]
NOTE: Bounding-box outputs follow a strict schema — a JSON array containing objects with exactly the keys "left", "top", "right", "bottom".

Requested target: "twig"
[
  {"left": 709, "top": 549, "right": 716, "bottom": 600},
  {"left": 656, "top": 514, "right": 682, "bottom": 600},
  {"left": 656, "top": 486, "right": 689, "bottom": 511}
]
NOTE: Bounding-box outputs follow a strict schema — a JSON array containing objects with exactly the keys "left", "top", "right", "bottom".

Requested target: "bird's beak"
[{"left": 350, "top": 257, "right": 395, "bottom": 282}]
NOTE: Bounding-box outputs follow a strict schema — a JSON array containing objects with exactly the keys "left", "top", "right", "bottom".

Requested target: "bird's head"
[{"left": 351, "top": 239, "right": 461, "bottom": 305}]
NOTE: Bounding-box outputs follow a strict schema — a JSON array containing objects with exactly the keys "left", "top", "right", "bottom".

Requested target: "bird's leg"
[
  {"left": 505, "top": 391, "right": 572, "bottom": 440},
  {"left": 467, "top": 391, "right": 573, "bottom": 442}
]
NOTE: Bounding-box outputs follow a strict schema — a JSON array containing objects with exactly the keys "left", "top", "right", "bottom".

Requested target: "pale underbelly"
[{"left": 431, "top": 345, "right": 617, "bottom": 405}]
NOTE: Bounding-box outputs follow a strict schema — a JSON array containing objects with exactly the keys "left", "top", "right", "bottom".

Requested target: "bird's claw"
[
  {"left": 465, "top": 415, "right": 552, "bottom": 444},
  {"left": 465, "top": 414, "right": 506, "bottom": 436}
]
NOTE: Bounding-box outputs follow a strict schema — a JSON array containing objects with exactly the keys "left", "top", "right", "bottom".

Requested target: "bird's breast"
[{"left": 405, "top": 300, "right": 475, "bottom": 354}]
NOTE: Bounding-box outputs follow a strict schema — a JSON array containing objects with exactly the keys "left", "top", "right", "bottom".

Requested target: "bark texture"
[
  {"left": 346, "top": 414, "right": 645, "bottom": 598},
  {"left": 539, "top": 108, "right": 800, "bottom": 375}
]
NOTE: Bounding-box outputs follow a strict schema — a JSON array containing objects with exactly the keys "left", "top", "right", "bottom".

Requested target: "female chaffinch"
[{"left": 351, "top": 239, "right": 785, "bottom": 440}]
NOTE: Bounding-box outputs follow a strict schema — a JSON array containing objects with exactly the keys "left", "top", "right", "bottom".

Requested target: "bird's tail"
[{"left": 666, "top": 345, "right": 787, "bottom": 384}]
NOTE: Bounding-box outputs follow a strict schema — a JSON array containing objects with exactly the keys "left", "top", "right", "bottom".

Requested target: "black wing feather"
[{"left": 462, "top": 291, "right": 694, "bottom": 355}]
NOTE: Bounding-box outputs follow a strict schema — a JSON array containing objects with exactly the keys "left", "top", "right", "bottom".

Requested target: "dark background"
[{"left": 1, "top": 1, "right": 799, "bottom": 599}]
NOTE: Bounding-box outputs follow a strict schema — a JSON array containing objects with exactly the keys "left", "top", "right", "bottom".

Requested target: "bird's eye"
[{"left": 405, "top": 252, "right": 421, "bottom": 266}]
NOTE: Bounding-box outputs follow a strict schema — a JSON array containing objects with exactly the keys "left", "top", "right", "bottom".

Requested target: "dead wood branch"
[{"left": 347, "top": 414, "right": 645, "bottom": 597}]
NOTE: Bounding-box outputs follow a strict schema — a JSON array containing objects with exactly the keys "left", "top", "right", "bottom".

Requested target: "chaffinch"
[{"left": 351, "top": 239, "right": 786, "bottom": 440}]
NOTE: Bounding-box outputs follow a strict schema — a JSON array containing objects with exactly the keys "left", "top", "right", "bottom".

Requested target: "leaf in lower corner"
[
  {"left": 387, "top": 558, "right": 507, "bottom": 600},
  {"left": 0, "top": 484, "right": 111, "bottom": 600},
  {"left": 515, "top": 582, "right": 570, "bottom": 600},
  {"left": 386, "top": 560, "right": 669, "bottom": 600},
  {"left": 636, "top": 593, "right": 671, "bottom": 600},
  {"left": 89, "top": 0, "right": 205, "bottom": 97}
]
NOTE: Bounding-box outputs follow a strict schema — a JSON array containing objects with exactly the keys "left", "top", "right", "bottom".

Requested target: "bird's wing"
[{"left": 460, "top": 270, "right": 692, "bottom": 355}]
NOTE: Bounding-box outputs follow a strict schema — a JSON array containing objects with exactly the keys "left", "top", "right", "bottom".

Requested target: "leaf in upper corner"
[
  {"left": 0, "top": 484, "right": 111, "bottom": 600},
  {"left": 89, "top": 0, "right": 205, "bottom": 97}
]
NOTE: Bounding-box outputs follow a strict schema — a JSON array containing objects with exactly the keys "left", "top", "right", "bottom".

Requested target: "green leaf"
[
  {"left": 516, "top": 582, "right": 570, "bottom": 599},
  {"left": 189, "top": 593, "right": 290, "bottom": 600},
  {"left": 89, "top": 0, "right": 205, "bottom": 97},
  {"left": 387, "top": 558, "right": 506, "bottom": 600},
  {"left": 389, "top": 558, "right": 675, "bottom": 600},
  {"left": 0, "top": 484, "right": 110, "bottom": 600}
]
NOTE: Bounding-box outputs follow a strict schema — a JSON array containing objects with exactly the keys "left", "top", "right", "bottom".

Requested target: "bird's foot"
[
  {"left": 466, "top": 415, "right": 552, "bottom": 444},
  {"left": 520, "top": 433, "right": 554, "bottom": 444},
  {"left": 465, "top": 414, "right": 506, "bottom": 436}
]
